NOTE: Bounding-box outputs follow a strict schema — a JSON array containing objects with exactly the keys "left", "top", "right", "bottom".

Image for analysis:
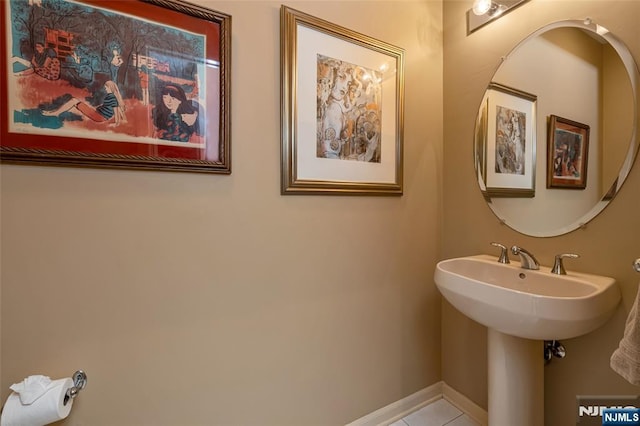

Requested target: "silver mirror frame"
[{"left": 476, "top": 19, "right": 640, "bottom": 237}]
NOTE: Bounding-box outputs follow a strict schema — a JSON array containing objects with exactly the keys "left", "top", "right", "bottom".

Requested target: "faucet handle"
[
  {"left": 490, "top": 242, "right": 510, "bottom": 264},
  {"left": 551, "top": 253, "right": 580, "bottom": 275}
]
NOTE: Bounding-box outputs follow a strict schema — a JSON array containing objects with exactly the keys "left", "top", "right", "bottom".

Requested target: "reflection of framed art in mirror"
[
  {"left": 475, "top": 96, "right": 488, "bottom": 192},
  {"left": 482, "top": 83, "right": 537, "bottom": 197},
  {"left": 546, "top": 114, "right": 590, "bottom": 189},
  {"left": 474, "top": 19, "right": 640, "bottom": 237}
]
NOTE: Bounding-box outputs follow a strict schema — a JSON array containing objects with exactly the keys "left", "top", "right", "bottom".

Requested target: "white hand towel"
[
  {"left": 9, "top": 375, "right": 52, "bottom": 405},
  {"left": 611, "top": 283, "right": 640, "bottom": 385}
]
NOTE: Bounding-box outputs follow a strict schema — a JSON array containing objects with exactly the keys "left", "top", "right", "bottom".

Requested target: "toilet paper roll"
[{"left": 0, "top": 378, "right": 73, "bottom": 426}]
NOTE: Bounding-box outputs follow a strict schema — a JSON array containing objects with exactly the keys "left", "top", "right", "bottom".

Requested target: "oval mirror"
[{"left": 474, "top": 19, "right": 640, "bottom": 237}]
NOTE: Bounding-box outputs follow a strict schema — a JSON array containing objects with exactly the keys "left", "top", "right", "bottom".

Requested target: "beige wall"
[
  {"left": 4, "top": 0, "right": 638, "bottom": 424},
  {"left": 443, "top": 1, "right": 640, "bottom": 425},
  {"left": 0, "top": 1, "right": 443, "bottom": 425}
]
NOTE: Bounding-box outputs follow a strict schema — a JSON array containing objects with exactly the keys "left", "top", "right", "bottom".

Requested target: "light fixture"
[
  {"left": 467, "top": 0, "right": 531, "bottom": 34},
  {"left": 472, "top": 0, "right": 496, "bottom": 16}
]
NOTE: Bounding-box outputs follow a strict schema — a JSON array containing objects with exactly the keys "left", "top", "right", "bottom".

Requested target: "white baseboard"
[
  {"left": 345, "top": 381, "right": 487, "bottom": 426},
  {"left": 345, "top": 382, "right": 443, "bottom": 426},
  {"left": 442, "top": 383, "right": 488, "bottom": 426}
]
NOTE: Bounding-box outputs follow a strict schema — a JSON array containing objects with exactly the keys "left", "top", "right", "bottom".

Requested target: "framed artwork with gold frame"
[
  {"left": 482, "top": 83, "right": 537, "bottom": 198},
  {"left": 280, "top": 6, "right": 404, "bottom": 195}
]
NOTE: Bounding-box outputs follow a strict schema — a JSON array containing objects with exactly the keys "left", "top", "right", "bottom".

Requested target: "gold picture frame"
[
  {"left": 280, "top": 6, "right": 404, "bottom": 195},
  {"left": 482, "top": 83, "right": 537, "bottom": 198}
]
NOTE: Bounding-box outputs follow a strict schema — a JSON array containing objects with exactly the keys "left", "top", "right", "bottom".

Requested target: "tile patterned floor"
[{"left": 388, "top": 399, "right": 480, "bottom": 426}]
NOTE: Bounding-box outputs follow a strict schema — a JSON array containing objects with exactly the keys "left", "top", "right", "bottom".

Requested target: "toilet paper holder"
[{"left": 63, "top": 370, "right": 87, "bottom": 406}]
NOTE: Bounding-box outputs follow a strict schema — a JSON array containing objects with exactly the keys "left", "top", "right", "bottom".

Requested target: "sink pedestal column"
[{"left": 488, "top": 329, "right": 544, "bottom": 426}]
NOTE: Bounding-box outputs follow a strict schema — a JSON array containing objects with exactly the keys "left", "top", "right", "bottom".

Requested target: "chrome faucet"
[
  {"left": 511, "top": 246, "right": 540, "bottom": 270},
  {"left": 490, "top": 242, "right": 510, "bottom": 264},
  {"left": 551, "top": 253, "right": 579, "bottom": 275}
]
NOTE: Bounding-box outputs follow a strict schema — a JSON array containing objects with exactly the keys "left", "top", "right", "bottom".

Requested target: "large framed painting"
[
  {"left": 547, "top": 114, "right": 589, "bottom": 189},
  {"left": 482, "top": 82, "right": 537, "bottom": 197},
  {"left": 1, "top": 0, "right": 231, "bottom": 173},
  {"left": 280, "top": 6, "right": 404, "bottom": 195}
]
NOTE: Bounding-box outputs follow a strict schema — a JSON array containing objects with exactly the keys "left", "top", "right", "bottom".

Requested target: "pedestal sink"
[{"left": 434, "top": 254, "right": 621, "bottom": 426}]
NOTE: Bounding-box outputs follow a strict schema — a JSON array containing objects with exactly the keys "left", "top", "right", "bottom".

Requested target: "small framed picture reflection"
[{"left": 547, "top": 115, "right": 590, "bottom": 189}]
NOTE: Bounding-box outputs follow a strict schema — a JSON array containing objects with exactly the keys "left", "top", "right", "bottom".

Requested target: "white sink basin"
[{"left": 434, "top": 254, "right": 620, "bottom": 340}]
